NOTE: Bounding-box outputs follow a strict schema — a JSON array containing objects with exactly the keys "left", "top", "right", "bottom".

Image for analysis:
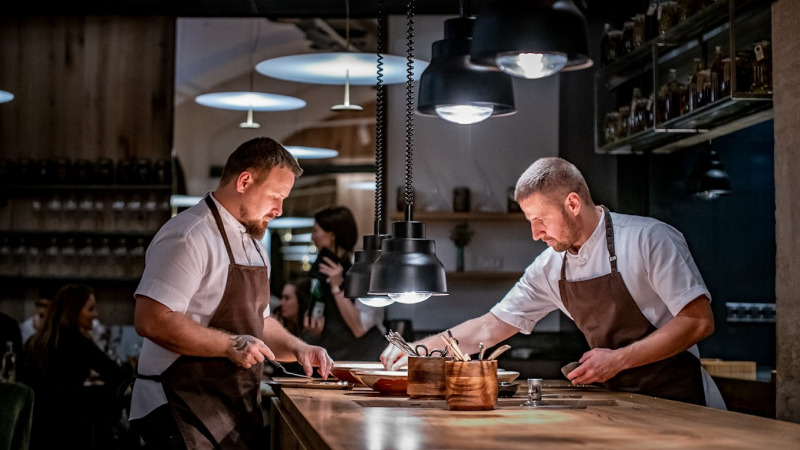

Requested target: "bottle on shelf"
[
  {"left": 658, "top": 68, "right": 685, "bottom": 123},
  {"left": 629, "top": 87, "right": 645, "bottom": 134},
  {"left": 2, "top": 340, "right": 16, "bottom": 382},
  {"left": 621, "top": 21, "right": 635, "bottom": 56},
  {"left": 709, "top": 45, "right": 725, "bottom": 102},
  {"left": 751, "top": 39, "right": 772, "bottom": 94},
  {"left": 600, "top": 23, "right": 612, "bottom": 66}
]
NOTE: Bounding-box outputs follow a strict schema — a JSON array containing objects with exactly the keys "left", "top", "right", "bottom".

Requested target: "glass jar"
[
  {"left": 631, "top": 14, "right": 646, "bottom": 49},
  {"left": 604, "top": 111, "right": 621, "bottom": 144},
  {"left": 751, "top": 39, "right": 772, "bottom": 93},
  {"left": 618, "top": 106, "right": 632, "bottom": 138},
  {"left": 658, "top": 1, "right": 681, "bottom": 36}
]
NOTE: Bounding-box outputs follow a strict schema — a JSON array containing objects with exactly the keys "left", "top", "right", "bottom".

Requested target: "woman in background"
[
  {"left": 272, "top": 278, "right": 311, "bottom": 337},
  {"left": 301, "top": 205, "right": 386, "bottom": 361},
  {"left": 20, "top": 284, "right": 130, "bottom": 450}
]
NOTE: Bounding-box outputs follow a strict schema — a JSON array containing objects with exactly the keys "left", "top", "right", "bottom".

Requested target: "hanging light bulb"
[
  {"left": 0, "top": 90, "right": 14, "bottom": 103},
  {"left": 368, "top": 0, "right": 448, "bottom": 302},
  {"left": 417, "top": 3, "right": 516, "bottom": 124},
  {"left": 470, "top": 0, "right": 592, "bottom": 79},
  {"left": 343, "top": 0, "right": 393, "bottom": 307}
]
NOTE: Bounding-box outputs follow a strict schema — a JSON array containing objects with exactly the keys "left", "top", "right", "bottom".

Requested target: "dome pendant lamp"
[
  {"left": 470, "top": 0, "right": 593, "bottom": 79},
  {"left": 368, "top": 0, "right": 448, "bottom": 304},
  {"left": 344, "top": 4, "right": 393, "bottom": 307},
  {"left": 687, "top": 141, "right": 732, "bottom": 200},
  {"left": 417, "top": 1, "right": 515, "bottom": 124}
]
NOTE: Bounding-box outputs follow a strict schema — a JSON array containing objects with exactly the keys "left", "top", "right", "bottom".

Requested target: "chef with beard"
[
  {"left": 129, "top": 137, "right": 333, "bottom": 449},
  {"left": 382, "top": 157, "right": 725, "bottom": 410}
]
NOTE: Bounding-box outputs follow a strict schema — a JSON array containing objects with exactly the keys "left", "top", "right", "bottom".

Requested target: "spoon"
[
  {"left": 270, "top": 360, "right": 312, "bottom": 378},
  {"left": 486, "top": 344, "right": 511, "bottom": 361}
]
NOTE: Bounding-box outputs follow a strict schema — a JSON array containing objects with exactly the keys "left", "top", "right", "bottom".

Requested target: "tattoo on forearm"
[{"left": 231, "top": 334, "right": 257, "bottom": 352}]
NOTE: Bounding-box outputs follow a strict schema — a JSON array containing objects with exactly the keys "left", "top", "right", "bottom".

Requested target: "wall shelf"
[{"left": 595, "top": 0, "right": 773, "bottom": 155}]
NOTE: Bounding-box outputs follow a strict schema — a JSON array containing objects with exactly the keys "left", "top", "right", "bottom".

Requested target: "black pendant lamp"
[
  {"left": 368, "top": 0, "right": 448, "bottom": 304},
  {"left": 417, "top": 1, "right": 516, "bottom": 124},
  {"left": 470, "top": 0, "right": 593, "bottom": 79},
  {"left": 687, "top": 141, "right": 732, "bottom": 200},
  {"left": 344, "top": 3, "right": 393, "bottom": 307}
]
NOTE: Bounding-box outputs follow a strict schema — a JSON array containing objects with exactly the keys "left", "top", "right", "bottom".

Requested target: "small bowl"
[
  {"left": 330, "top": 362, "right": 385, "bottom": 383},
  {"left": 497, "top": 381, "right": 520, "bottom": 398},
  {"left": 497, "top": 370, "right": 520, "bottom": 383},
  {"left": 351, "top": 370, "right": 409, "bottom": 396}
]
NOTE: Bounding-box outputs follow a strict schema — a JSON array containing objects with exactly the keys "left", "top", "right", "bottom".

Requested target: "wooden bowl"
[
  {"left": 351, "top": 370, "right": 409, "bottom": 396},
  {"left": 330, "top": 362, "right": 385, "bottom": 383}
]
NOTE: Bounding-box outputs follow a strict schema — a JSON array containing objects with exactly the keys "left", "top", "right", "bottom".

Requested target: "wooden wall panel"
[{"left": 0, "top": 16, "right": 175, "bottom": 161}]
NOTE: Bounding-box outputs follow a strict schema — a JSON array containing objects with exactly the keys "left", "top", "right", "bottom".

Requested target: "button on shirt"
[
  {"left": 490, "top": 210, "right": 710, "bottom": 348},
  {"left": 130, "top": 193, "right": 270, "bottom": 420}
]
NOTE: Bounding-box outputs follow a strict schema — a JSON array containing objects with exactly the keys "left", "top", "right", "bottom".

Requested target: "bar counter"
[{"left": 268, "top": 380, "right": 800, "bottom": 449}]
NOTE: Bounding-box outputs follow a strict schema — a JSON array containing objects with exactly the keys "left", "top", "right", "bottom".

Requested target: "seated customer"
[
  {"left": 19, "top": 284, "right": 130, "bottom": 450},
  {"left": 272, "top": 278, "right": 311, "bottom": 337}
]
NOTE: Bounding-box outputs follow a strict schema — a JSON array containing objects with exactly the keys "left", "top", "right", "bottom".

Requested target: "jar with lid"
[
  {"left": 722, "top": 51, "right": 753, "bottom": 96},
  {"left": 621, "top": 21, "right": 635, "bottom": 56},
  {"left": 751, "top": 39, "right": 772, "bottom": 94},
  {"left": 658, "top": 1, "right": 681, "bottom": 36},
  {"left": 603, "top": 29, "right": 624, "bottom": 65},
  {"left": 688, "top": 58, "right": 710, "bottom": 111},
  {"left": 618, "top": 106, "right": 632, "bottom": 138},
  {"left": 631, "top": 14, "right": 646, "bottom": 49},
  {"left": 604, "top": 111, "right": 621, "bottom": 144},
  {"left": 629, "top": 88, "right": 645, "bottom": 134}
]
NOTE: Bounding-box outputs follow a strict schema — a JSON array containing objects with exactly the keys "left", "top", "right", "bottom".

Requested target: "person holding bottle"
[{"left": 300, "top": 206, "right": 387, "bottom": 362}]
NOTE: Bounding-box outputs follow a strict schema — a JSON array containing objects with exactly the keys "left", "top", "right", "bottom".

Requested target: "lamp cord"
[
  {"left": 374, "top": 0, "right": 386, "bottom": 234},
  {"left": 403, "top": 0, "right": 416, "bottom": 221}
]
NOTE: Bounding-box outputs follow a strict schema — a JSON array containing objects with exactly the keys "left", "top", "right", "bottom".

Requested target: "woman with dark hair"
[
  {"left": 272, "top": 278, "right": 311, "bottom": 337},
  {"left": 20, "top": 284, "right": 130, "bottom": 450},
  {"left": 301, "top": 205, "right": 386, "bottom": 361}
]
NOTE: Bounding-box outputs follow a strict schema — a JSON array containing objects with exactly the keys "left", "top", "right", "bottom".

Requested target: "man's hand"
[
  {"left": 294, "top": 344, "right": 334, "bottom": 378},
  {"left": 567, "top": 347, "right": 623, "bottom": 385},
  {"left": 380, "top": 344, "right": 408, "bottom": 371},
  {"left": 226, "top": 334, "right": 276, "bottom": 369}
]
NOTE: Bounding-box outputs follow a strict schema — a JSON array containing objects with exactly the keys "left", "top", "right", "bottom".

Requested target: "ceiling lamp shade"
[
  {"left": 368, "top": 221, "right": 448, "bottom": 304},
  {"left": 0, "top": 90, "right": 14, "bottom": 103},
  {"left": 470, "top": 0, "right": 593, "bottom": 79},
  {"left": 417, "top": 16, "right": 516, "bottom": 124},
  {"left": 284, "top": 146, "right": 339, "bottom": 159},
  {"left": 345, "top": 234, "right": 395, "bottom": 307},
  {"left": 255, "top": 52, "right": 428, "bottom": 85},
  {"left": 687, "top": 142, "right": 732, "bottom": 200},
  {"left": 195, "top": 91, "right": 306, "bottom": 128},
  {"left": 194, "top": 92, "right": 306, "bottom": 111}
]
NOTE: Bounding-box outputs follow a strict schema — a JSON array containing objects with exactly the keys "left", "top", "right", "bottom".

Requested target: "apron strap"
[
  {"left": 561, "top": 205, "right": 619, "bottom": 279},
  {"left": 205, "top": 194, "right": 236, "bottom": 264},
  {"left": 601, "top": 205, "right": 618, "bottom": 273}
]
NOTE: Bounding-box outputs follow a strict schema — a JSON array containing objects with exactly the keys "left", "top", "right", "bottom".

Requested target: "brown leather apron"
[
  {"left": 558, "top": 206, "right": 705, "bottom": 405},
  {"left": 158, "top": 195, "right": 270, "bottom": 448}
]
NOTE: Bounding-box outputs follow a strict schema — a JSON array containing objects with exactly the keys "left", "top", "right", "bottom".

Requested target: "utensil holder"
[
  {"left": 407, "top": 356, "right": 451, "bottom": 399},
  {"left": 445, "top": 360, "right": 498, "bottom": 411}
]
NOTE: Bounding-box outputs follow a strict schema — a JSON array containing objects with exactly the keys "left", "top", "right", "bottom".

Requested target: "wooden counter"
[{"left": 269, "top": 381, "right": 800, "bottom": 449}]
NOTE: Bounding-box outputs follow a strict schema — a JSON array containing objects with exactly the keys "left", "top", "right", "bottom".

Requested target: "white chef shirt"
[
  {"left": 491, "top": 210, "right": 710, "bottom": 338},
  {"left": 130, "top": 193, "right": 271, "bottom": 420},
  {"left": 490, "top": 210, "right": 726, "bottom": 409}
]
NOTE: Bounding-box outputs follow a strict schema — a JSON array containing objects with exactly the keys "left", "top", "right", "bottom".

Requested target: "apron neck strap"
[
  {"left": 561, "top": 205, "right": 618, "bottom": 279},
  {"left": 601, "top": 205, "right": 618, "bottom": 272},
  {"left": 205, "top": 194, "right": 236, "bottom": 263}
]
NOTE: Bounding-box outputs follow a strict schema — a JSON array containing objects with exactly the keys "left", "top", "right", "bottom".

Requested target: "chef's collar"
[
  {"left": 566, "top": 206, "right": 606, "bottom": 260},
  {"left": 208, "top": 191, "right": 248, "bottom": 235}
]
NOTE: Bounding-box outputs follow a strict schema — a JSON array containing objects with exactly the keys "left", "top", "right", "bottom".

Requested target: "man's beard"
[
  {"left": 549, "top": 206, "right": 581, "bottom": 252},
  {"left": 239, "top": 205, "right": 272, "bottom": 239}
]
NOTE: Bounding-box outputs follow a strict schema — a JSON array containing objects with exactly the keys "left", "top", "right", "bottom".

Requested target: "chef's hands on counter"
[
  {"left": 565, "top": 296, "right": 714, "bottom": 385},
  {"left": 263, "top": 315, "right": 334, "bottom": 378}
]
